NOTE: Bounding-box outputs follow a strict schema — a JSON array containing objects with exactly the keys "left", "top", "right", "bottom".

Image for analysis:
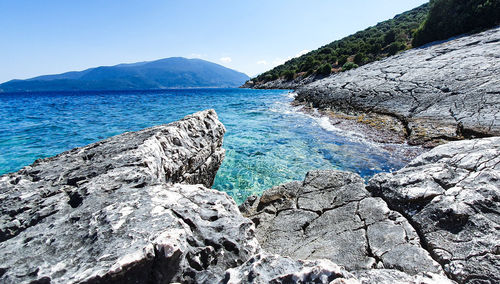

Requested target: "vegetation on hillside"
[
  {"left": 252, "top": 3, "right": 430, "bottom": 84},
  {"left": 413, "top": 0, "right": 500, "bottom": 46}
]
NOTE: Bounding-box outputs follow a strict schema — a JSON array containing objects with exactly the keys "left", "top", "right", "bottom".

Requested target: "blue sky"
[{"left": 0, "top": 0, "right": 428, "bottom": 83}]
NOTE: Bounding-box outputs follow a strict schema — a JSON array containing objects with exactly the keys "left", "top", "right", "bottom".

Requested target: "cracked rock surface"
[
  {"left": 239, "top": 170, "right": 443, "bottom": 277},
  {"left": 0, "top": 110, "right": 260, "bottom": 283},
  {"left": 295, "top": 27, "right": 500, "bottom": 146},
  {"left": 369, "top": 137, "right": 500, "bottom": 284}
]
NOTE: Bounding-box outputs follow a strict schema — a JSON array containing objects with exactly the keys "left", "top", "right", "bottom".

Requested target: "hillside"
[
  {"left": 0, "top": 57, "right": 249, "bottom": 92},
  {"left": 413, "top": 0, "right": 500, "bottom": 46},
  {"left": 247, "top": 3, "right": 430, "bottom": 87}
]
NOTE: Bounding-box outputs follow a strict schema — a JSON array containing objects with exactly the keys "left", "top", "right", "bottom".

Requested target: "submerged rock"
[
  {"left": 295, "top": 27, "right": 500, "bottom": 146},
  {"left": 368, "top": 137, "right": 500, "bottom": 283},
  {"left": 240, "top": 170, "right": 443, "bottom": 277},
  {"left": 0, "top": 110, "right": 259, "bottom": 283}
]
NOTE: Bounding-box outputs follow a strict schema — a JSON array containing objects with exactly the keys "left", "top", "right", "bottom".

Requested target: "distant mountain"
[{"left": 0, "top": 57, "right": 250, "bottom": 92}]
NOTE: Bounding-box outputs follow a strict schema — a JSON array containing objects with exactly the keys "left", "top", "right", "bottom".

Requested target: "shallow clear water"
[{"left": 0, "top": 89, "right": 413, "bottom": 203}]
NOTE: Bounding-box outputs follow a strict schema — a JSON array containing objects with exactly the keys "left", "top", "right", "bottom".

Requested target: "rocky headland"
[{"left": 252, "top": 26, "right": 500, "bottom": 148}]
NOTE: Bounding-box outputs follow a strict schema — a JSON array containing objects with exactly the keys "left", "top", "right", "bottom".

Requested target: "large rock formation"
[
  {"left": 294, "top": 27, "right": 500, "bottom": 146},
  {"left": 369, "top": 137, "right": 500, "bottom": 283},
  {"left": 239, "top": 170, "right": 444, "bottom": 277},
  {"left": 0, "top": 110, "right": 261, "bottom": 283},
  {"left": 2, "top": 108, "right": 496, "bottom": 283}
]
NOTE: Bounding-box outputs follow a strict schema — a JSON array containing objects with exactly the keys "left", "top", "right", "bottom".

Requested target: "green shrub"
[
  {"left": 338, "top": 55, "right": 349, "bottom": 66},
  {"left": 353, "top": 53, "right": 367, "bottom": 65},
  {"left": 342, "top": 62, "right": 359, "bottom": 71},
  {"left": 384, "top": 29, "right": 397, "bottom": 44},
  {"left": 263, "top": 74, "right": 274, "bottom": 82},
  {"left": 386, "top": 42, "right": 405, "bottom": 55},
  {"left": 281, "top": 69, "right": 296, "bottom": 80},
  {"left": 320, "top": 47, "right": 334, "bottom": 55},
  {"left": 413, "top": 0, "right": 500, "bottom": 46},
  {"left": 317, "top": 63, "right": 332, "bottom": 75}
]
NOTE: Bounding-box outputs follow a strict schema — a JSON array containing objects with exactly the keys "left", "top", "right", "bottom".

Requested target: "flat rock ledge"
[
  {"left": 295, "top": 27, "right": 500, "bottom": 146},
  {"left": 239, "top": 170, "right": 449, "bottom": 282}
]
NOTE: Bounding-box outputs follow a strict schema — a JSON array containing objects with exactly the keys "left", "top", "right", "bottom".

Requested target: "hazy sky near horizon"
[{"left": 0, "top": 0, "right": 428, "bottom": 83}]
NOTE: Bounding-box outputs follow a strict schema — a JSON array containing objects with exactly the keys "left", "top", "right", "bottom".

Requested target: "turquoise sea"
[{"left": 0, "top": 89, "right": 415, "bottom": 203}]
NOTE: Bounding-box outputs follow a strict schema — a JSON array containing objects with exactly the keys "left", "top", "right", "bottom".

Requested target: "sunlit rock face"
[
  {"left": 240, "top": 170, "right": 443, "bottom": 276},
  {"left": 369, "top": 137, "right": 500, "bottom": 283},
  {"left": 0, "top": 110, "right": 259, "bottom": 284}
]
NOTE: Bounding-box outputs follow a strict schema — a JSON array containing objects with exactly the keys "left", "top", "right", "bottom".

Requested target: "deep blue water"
[{"left": 0, "top": 89, "right": 414, "bottom": 203}]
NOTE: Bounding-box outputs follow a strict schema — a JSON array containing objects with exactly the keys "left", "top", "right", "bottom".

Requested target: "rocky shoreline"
[
  {"left": 1, "top": 109, "right": 498, "bottom": 283},
  {"left": 2, "top": 26, "right": 500, "bottom": 284},
  {"left": 250, "top": 26, "right": 500, "bottom": 148}
]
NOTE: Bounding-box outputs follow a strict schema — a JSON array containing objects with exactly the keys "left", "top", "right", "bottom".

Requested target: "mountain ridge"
[{"left": 0, "top": 57, "right": 249, "bottom": 92}]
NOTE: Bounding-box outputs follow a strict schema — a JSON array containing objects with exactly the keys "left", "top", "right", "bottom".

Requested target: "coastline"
[
  {"left": 288, "top": 97, "right": 426, "bottom": 162},
  {"left": 247, "top": 26, "right": 500, "bottom": 149}
]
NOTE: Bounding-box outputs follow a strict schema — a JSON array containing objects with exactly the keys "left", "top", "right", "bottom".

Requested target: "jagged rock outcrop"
[
  {"left": 239, "top": 170, "right": 444, "bottom": 278},
  {"left": 368, "top": 137, "right": 500, "bottom": 283},
  {"left": 0, "top": 110, "right": 260, "bottom": 283},
  {"left": 295, "top": 27, "right": 500, "bottom": 146}
]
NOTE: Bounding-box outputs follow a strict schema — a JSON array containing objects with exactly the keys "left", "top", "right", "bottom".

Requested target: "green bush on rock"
[
  {"left": 317, "top": 63, "right": 332, "bottom": 75},
  {"left": 342, "top": 62, "right": 359, "bottom": 71}
]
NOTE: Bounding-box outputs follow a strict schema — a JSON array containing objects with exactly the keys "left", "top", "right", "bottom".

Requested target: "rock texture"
[
  {"left": 0, "top": 110, "right": 260, "bottom": 283},
  {"left": 353, "top": 270, "right": 454, "bottom": 284},
  {"left": 221, "top": 253, "right": 356, "bottom": 284},
  {"left": 239, "top": 170, "right": 443, "bottom": 277},
  {"left": 294, "top": 27, "right": 500, "bottom": 146},
  {"left": 369, "top": 137, "right": 500, "bottom": 283},
  {"left": 241, "top": 75, "right": 317, "bottom": 90}
]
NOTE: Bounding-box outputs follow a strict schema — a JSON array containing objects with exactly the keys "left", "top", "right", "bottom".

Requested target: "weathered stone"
[
  {"left": 293, "top": 27, "right": 500, "bottom": 146},
  {"left": 0, "top": 110, "right": 260, "bottom": 284},
  {"left": 220, "top": 253, "right": 357, "bottom": 284},
  {"left": 241, "top": 170, "right": 443, "bottom": 276},
  {"left": 353, "top": 269, "right": 455, "bottom": 284},
  {"left": 368, "top": 137, "right": 500, "bottom": 283}
]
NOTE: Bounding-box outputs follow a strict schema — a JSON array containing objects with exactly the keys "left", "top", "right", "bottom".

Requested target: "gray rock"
[
  {"left": 245, "top": 75, "right": 317, "bottom": 90},
  {"left": 0, "top": 110, "right": 260, "bottom": 283},
  {"left": 353, "top": 269, "right": 455, "bottom": 284},
  {"left": 240, "top": 170, "right": 443, "bottom": 276},
  {"left": 368, "top": 137, "right": 500, "bottom": 283},
  {"left": 294, "top": 27, "right": 500, "bottom": 146},
  {"left": 220, "top": 253, "right": 357, "bottom": 284}
]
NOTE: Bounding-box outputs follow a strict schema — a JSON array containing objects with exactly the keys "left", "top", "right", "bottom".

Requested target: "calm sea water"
[{"left": 0, "top": 89, "right": 413, "bottom": 203}]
